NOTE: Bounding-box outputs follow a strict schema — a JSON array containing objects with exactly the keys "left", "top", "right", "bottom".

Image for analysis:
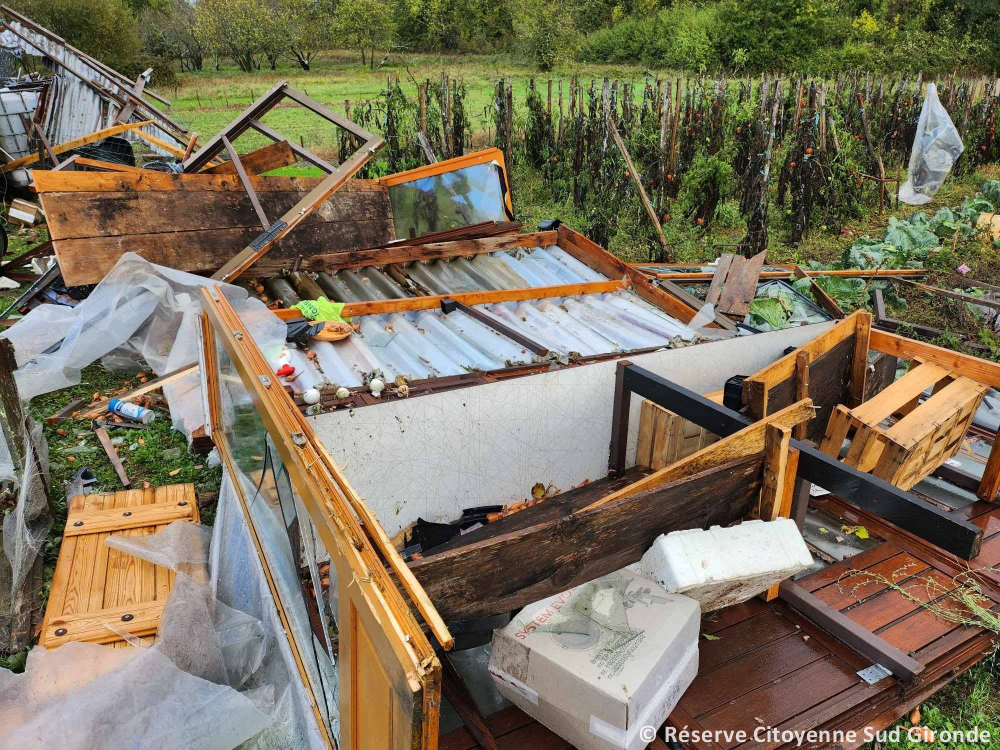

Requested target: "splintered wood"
[
  {"left": 705, "top": 251, "right": 767, "bottom": 318},
  {"left": 40, "top": 484, "right": 199, "bottom": 649}
]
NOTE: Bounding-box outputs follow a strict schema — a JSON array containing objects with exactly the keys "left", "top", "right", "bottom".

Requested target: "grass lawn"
[{"left": 159, "top": 51, "right": 676, "bottom": 160}]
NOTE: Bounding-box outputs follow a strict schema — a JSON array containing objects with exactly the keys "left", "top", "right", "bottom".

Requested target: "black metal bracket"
[
  {"left": 608, "top": 361, "right": 983, "bottom": 560},
  {"left": 441, "top": 298, "right": 549, "bottom": 356}
]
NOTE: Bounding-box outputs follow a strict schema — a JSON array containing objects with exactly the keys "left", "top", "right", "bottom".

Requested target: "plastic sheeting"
[
  {"left": 899, "top": 84, "right": 965, "bottom": 205},
  {"left": 211, "top": 472, "right": 333, "bottom": 749},
  {"left": 0, "top": 421, "right": 50, "bottom": 653},
  {"left": 1, "top": 253, "right": 286, "bottom": 440},
  {"left": 0, "top": 518, "right": 278, "bottom": 750}
]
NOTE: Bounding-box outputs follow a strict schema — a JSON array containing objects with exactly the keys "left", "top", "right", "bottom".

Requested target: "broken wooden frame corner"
[{"left": 183, "top": 82, "right": 385, "bottom": 283}]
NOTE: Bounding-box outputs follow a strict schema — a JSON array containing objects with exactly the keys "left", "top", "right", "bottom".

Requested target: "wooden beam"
[
  {"left": 978, "top": 443, "right": 1000, "bottom": 503},
  {"left": 607, "top": 117, "right": 671, "bottom": 259},
  {"left": 340, "top": 279, "right": 626, "bottom": 318},
  {"left": 757, "top": 423, "right": 792, "bottom": 522},
  {"left": 743, "top": 313, "right": 861, "bottom": 393},
  {"left": 203, "top": 139, "right": 297, "bottom": 175},
  {"left": 792, "top": 264, "right": 844, "bottom": 318},
  {"left": 899, "top": 277, "right": 1000, "bottom": 313},
  {"left": 441, "top": 654, "right": 499, "bottom": 750},
  {"left": 642, "top": 268, "right": 927, "bottom": 281},
  {"left": 221, "top": 135, "right": 269, "bottom": 230},
  {"left": 442, "top": 299, "right": 548, "bottom": 356},
  {"left": 211, "top": 137, "right": 382, "bottom": 282},
  {"left": 850, "top": 311, "right": 872, "bottom": 407},
  {"left": 248, "top": 119, "right": 337, "bottom": 174},
  {"left": 73, "top": 156, "right": 143, "bottom": 173},
  {"left": 778, "top": 580, "right": 924, "bottom": 683},
  {"left": 1, "top": 120, "right": 154, "bottom": 172},
  {"left": 869, "top": 329, "right": 1000, "bottom": 390},
  {"left": 556, "top": 225, "right": 701, "bottom": 324},
  {"left": 655, "top": 278, "right": 738, "bottom": 331},
  {"left": 124, "top": 124, "right": 192, "bottom": 160},
  {"left": 586, "top": 398, "right": 813, "bottom": 512},
  {"left": 76, "top": 363, "right": 199, "bottom": 419},
  {"left": 793, "top": 351, "right": 810, "bottom": 439},
  {"left": 409, "top": 455, "right": 764, "bottom": 621}
]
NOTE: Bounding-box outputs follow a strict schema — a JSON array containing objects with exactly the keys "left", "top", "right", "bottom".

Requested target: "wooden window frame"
[
  {"left": 200, "top": 289, "right": 451, "bottom": 747},
  {"left": 378, "top": 147, "right": 515, "bottom": 220}
]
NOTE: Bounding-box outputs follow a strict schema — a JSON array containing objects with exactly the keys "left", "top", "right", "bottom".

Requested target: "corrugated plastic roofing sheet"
[{"left": 280, "top": 245, "right": 698, "bottom": 393}]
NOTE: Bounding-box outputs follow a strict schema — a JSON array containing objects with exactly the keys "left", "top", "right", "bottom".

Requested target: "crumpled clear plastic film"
[
  {"left": 0, "top": 641, "right": 272, "bottom": 750},
  {"left": 0, "top": 516, "right": 278, "bottom": 749},
  {"left": 105, "top": 521, "right": 268, "bottom": 688},
  {"left": 0, "top": 420, "right": 51, "bottom": 653},
  {"left": 211, "top": 472, "right": 332, "bottom": 749},
  {"left": 0, "top": 253, "right": 287, "bottom": 440},
  {"left": 899, "top": 83, "right": 965, "bottom": 205}
]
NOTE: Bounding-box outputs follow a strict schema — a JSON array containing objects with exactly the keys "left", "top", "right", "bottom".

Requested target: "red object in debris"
[{"left": 275, "top": 364, "right": 296, "bottom": 377}]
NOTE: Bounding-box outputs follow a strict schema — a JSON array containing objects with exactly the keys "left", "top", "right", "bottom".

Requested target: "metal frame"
[
  {"left": 181, "top": 82, "right": 384, "bottom": 283},
  {"left": 607, "top": 362, "right": 983, "bottom": 559}
]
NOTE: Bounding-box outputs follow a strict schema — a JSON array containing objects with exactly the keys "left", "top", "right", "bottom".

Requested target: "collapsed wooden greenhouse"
[{"left": 8, "top": 89, "right": 1000, "bottom": 749}]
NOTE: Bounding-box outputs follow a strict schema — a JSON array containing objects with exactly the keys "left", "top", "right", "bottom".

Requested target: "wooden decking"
[{"left": 440, "top": 492, "right": 1000, "bottom": 750}]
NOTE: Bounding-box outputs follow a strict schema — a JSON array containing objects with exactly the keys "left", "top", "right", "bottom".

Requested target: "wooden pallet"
[
  {"left": 820, "top": 361, "right": 988, "bottom": 491},
  {"left": 40, "top": 484, "right": 199, "bottom": 649}
]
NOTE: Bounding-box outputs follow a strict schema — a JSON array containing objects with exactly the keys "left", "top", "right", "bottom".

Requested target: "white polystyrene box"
[
  {"left": 635, "top": 518, "right": 813, "bottom": 612},
  {"left": 488, "top": 570, "right": 700, "bottom": 750}
]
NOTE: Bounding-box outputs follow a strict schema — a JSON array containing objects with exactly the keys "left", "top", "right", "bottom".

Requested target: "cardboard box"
[{"left": 489, "top": 570, "right": 699, "bottom": 750}]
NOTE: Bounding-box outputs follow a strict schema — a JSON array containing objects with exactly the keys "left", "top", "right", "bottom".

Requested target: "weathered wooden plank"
[
  {"left": 51, "top": 220, "right": 395, "bottom": 285},
  {"left": 42, "top": 185, "right": 390, "bottom": 239},
  {"left": 63, "top": 499, "right": 194, "bottom": 536},
  {"left": 409, "top": 455, "right": 764, "bottom": 621},
  {"left": 716, "top": 250, "right": 766, "bottom": 317},
  {"left": 33, "top": 169, "right": 384, "bottom": 194},
  {"left": 43, "top": 599, "right": 165, "bottom": 647},
  {"left": 203, "top": 139, "right": 297, "bottom": 175}
]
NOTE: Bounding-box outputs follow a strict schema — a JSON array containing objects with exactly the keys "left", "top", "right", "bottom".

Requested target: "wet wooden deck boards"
[{"left": 439, "top": 497, "right": 1000, "bottom": 750}]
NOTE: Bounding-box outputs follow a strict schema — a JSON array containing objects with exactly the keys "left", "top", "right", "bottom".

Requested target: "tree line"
[{"left": 8, "top": 0, "right": 1000, "bottom": 82}]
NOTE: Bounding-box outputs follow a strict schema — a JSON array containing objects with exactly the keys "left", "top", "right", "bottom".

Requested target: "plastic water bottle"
[{"left": 107, "top": 398, "right": 156, "bottom": 424}]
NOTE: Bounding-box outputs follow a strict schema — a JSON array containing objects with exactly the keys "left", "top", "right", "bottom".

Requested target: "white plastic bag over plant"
[{"left": 898, "top": 83, "right": 964, "bottom": 205}]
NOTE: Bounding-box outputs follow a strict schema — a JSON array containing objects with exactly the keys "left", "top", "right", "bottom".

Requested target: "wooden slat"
[
  {"left": 43, "top": 599, "right": 165, "bottom": 647},
  {"left": 744, "top": 314, "right": 862, "bottom": 396},
  {"left": 338, "top": 279, "right": 626, "bottom": 317},
  {"left": 850, "top": 362, "right": 951, "bottom": 425},
  {"left": 76, "top": 362, "right": 200, "bottom": 418},
  {"left": 704, "top": 255, "right": 733, "bottom": 306},
  {"left": 849, "top": 311, "right": 872, "bottom": 406},
  {"left": 582, "top": 399, "right": 814, "bottom": 512},
  {"left": 64, "top": 499, "right": 194, "bottom": 536},
  {"left": 2, "top": 120, "right": 154, "bottom": 172},
  {"left": 792, "top": 264, "right": 845, "bottom": 318},
  {"left": 870, "top": 329, "right": 1000, "bottom": 389}
]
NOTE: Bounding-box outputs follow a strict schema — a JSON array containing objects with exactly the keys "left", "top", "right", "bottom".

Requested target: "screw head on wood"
[
  {"left": 121, "top": 613, "right": 134, "bottom": 622},
  {"left": 73, "top": 521, "right": 83, "bottom": 527},
  {"left": 178, "top": 501, "right": 188, "bottom": 506},
  {"left": 55, "top": 628, "right": 67, "bottom": 636},
  {"left": 122, "top": 511, "right": 132, "bottom": 517}
]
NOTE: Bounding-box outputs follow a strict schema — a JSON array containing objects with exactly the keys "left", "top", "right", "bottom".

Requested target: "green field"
[{"left": 162, "top": 51, "right": 676, "bottom": 159}]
